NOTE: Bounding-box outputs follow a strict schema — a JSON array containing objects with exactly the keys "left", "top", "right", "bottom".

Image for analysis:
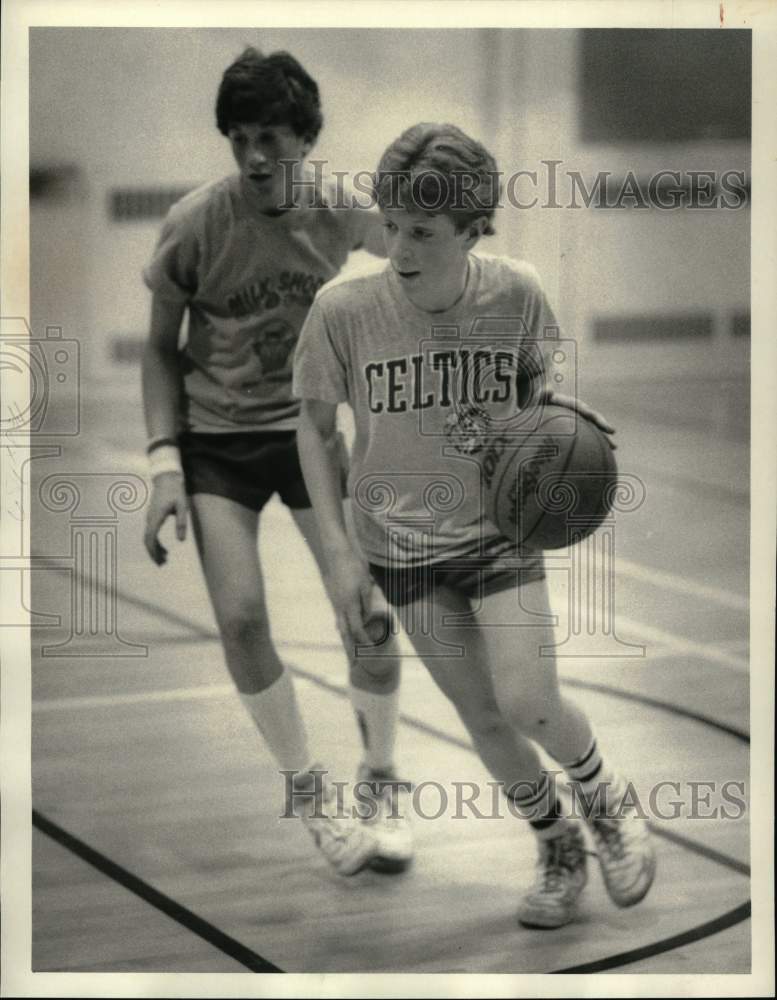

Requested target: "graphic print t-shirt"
[
  {"left": 143, "top": 172, "right": 373, "bottom": 432},
  {"left": 292, "top": 254, "right": 561, "bottom": 565}
]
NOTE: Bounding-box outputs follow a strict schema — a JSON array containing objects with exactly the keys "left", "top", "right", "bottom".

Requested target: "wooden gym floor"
[{"left": 28, "top": 376, "right": 752, "bottom": 975}]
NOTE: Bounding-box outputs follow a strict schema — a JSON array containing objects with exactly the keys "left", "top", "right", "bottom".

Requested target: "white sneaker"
[
  {"left": 298, "top": 777, "right": 379, "bottom": 876},
  {"left": 355, "top": 764, "right": 414, "bottom": 873},
  {"left": 517, "top": 823, "right": 588, "bottom": 929},
  {"left": 589, "top": 806, "right": 656, "bottom": 907}
]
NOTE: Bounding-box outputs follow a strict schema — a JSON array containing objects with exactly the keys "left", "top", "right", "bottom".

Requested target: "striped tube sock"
[
  {"left": 561, "top": 739, "right": 626, "bottom": 818},
  {"left": 505, "top": 773, "right": 565, "bottom": 840}
]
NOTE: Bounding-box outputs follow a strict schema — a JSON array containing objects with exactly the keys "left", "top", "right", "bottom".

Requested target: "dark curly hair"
[
  {"left": 373, "top": 123, "right": 500, "bottom": 235},
  {"left": 215, "top": 47, "right": 323, "bottom": 141}
]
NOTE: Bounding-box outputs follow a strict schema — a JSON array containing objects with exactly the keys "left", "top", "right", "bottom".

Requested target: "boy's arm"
[
  {"left": 142, "top": 294, "right": 186, "bottom": 439},
  {"left": 521, "top": 272, "right": 616, "bottom": 446},
  {"left": 141, "top": 293, "right": 189, "bottom": 564},
  {"left": 297, "top": 397, "right": 373, "bottom": 643}
]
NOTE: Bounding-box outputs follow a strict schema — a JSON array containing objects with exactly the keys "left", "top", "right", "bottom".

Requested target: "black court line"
[
  {"left": 37, "top": 576, "right": 752, "bottom": 973},
  {"left": 32, "top": 809, "right": 283, "bottom": 973},
  {"left": 43, "top": 566, "right": 216, "bottom": 640},
  {"left": 555, "top": 901, "right": 751, "bottom": 974},
  {"left": 121, "top": 630, "right": 751, "bottom": 745},
  {"left": 562, "top": 677, "right": 750, "bottom": 744},
  {"left": 40, "top": 590, "right": 753, "bottom": 879},
  {"left": 291, "top": 660, "right": 751, "bottom": 878},
  {"left": 275, "top": 636, "right": 753, "bottom": 745},
  {"left": 648, "top": 824, "right": 750, "bottom": 877}
]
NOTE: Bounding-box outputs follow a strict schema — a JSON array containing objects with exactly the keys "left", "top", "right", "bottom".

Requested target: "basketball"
[{"left": 481, "top": 404, "right": 617, "bottom": 550}]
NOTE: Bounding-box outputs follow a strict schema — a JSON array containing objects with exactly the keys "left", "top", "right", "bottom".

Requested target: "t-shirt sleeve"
[
  {"left": 142, "top": 203, "right": 200, "bottom": 302},
  {"left": 292, "top": 297, "right": 348, "bottom": 404},
  {"left": 517, "top": 262, "right": 559, "bottom": 340},
  {"left": 506, "top": 260, "right": 562, "bottom": 398}
]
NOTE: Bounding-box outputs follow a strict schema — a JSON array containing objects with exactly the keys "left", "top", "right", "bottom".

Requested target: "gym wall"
[{"left": 29, "top": 27, "right": 750, "bottom": 389}]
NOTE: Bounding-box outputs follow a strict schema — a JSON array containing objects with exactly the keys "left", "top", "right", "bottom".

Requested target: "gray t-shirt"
[
  {"left": 143, "top": 171, "right": 373, "bottom": 432},
  {"left": 293, "top": 254, "right": 559, "bottom": 565}
]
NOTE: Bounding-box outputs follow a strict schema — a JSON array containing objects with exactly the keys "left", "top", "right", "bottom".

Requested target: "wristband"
[
  {"left": 148, "top": 444, "right": 183, "bottom": 480},
  {"left": 147, "top": 435, "right": 179, "bottom": 455}
]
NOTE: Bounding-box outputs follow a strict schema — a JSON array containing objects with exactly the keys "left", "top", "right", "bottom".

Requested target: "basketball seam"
[
  {"left": 518, "top": 413, "right": 580, "bottom": 548},
  {"left": 521, "top": 432, "right": 578, "bottom": 547}
]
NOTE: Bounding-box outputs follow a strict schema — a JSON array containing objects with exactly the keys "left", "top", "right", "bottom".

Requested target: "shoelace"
[
  {"left": 537, "top": 835, "right": 585, "bottom": 892},
  {"left": 592, "top": 816, "right": 627, "bottom": 861},
  {"left": 309, "top": 790, "right": 353, "bottom": 834},
  {"left": 312, "top": 813, "right": 356, "bottom": 854}
]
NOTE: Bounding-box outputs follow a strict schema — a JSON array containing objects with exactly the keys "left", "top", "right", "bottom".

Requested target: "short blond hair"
[{"left": 373, "top": 123, "right": 500, "bottom": 234}]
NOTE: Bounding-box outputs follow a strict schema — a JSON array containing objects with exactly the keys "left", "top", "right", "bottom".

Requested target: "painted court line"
[
  {"left": 614, "top": 556, "right": 748, "bottom": 613},
  {"left": 32, "top": 810, "right": 282, "bottom": 973},
  {"left": 32, "top": 683, "right": 235, "bottom": 713},
  {"left": 41, "top": 566, "right": 750, "bottom": 679},
  {"left": 613, "top": 615, "right": 749, "bottom": 673}
]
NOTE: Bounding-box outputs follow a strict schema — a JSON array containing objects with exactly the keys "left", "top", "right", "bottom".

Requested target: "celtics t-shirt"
[
  {"left": 293, "top": 254, "right": 560, "bottom": 565},
  {"left": 143, "top": 171, "right": 373, "bottom": 432}
]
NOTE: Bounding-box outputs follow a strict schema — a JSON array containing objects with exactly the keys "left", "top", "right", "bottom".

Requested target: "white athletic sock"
[
  {"left": 561, "top": 739, "right": 626, "bottom": 817},
  {"left": 239, "top": 670, "right": 313, "bottom": 775},
  {"left": 505, "top": 773, "right": 566, "bottom": 840},
  {"left": 349, "top": 683, "right": 399, "bottom": 772}
]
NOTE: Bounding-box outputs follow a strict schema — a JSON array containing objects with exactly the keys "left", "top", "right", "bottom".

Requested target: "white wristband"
[{"left": 148, "top": 444, "right": 183, "bottom": 480}]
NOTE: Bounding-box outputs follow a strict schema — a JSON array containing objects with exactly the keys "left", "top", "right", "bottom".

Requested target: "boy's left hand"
[{"left": 543, "top": 390, "right": 617, "bottom": 449}]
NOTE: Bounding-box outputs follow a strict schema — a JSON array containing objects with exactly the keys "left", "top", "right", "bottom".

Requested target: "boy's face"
[
  {"left": 381, "top": 207, "right": 477, "bottom": 309},
  {"left": 228, "top": 122, "right": 311, "bottom": 209}
]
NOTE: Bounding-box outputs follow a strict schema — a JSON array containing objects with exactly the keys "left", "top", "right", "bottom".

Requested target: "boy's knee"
[
  {"left": 500, "top": 697, "right": 555, "bottom": 738},
  {"left": 219, "top": 610, "right": 271, "bottom": 650},
  {"left": 350, "top": 657, "right": 400, "bottom": 694},
  {"left": 462, "top": 706, "right": 507, "bottom": 742}
]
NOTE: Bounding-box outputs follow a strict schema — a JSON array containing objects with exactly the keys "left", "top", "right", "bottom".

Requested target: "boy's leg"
[
  {"left": 190, "top": 493, "right": 311, "bottom": 770},
  {"left": 399, "top": 583, "right": 544, "bottom": 786},
  {"left": 190, "top": 493, "right": 378, "bottom": 876},
  {"left": 290, "top": 504, "right": 412, "bottom": 872},
  {"left": 478, "top": 578, "right": 655, "bottom": 909},
  {"left": 291, "top": 503, "right": 402, "bottom": 774},
  {"left": 477, "top": 579, "right": 594, "bottom": 763},
  {"left": 398, "top": 582, "right": 586, "bottom": 927}
]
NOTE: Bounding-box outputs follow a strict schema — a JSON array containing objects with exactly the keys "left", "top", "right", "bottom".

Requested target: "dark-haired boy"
[{"left": 142, "top": 48, "right": 411, "bottom": 875}]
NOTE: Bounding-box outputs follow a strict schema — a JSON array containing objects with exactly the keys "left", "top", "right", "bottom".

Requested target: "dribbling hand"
[
  {"left": 543, "top": 390, "right": 617, "bottom": 450},
  {"left": 144, "top": 472, "right": 188, "bottom": 565},
  {"left": 328, "top": 546, "right": 374, "bottom": 646}
]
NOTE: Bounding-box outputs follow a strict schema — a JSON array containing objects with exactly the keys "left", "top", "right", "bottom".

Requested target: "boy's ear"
[{"left": 464, "top": 216, "right": 488, "bottom": 244}]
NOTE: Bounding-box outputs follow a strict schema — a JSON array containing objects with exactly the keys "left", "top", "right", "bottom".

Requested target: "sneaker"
[
  {"left": 355, "top": 763, "right": 414, "bottom": 873},
  {"left": 298, "top": 777, "right": 380, "bottom": 876},
  {"left": 589, "top": 806, "right": 656, "bottom": 907},
  {"left": 517, "top": 824, "right": 588, "bottom": 929}
]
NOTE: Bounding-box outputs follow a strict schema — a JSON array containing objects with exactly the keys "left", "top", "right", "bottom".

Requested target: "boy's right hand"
[
  {"left": 327, "top": 545, "right": 374, "bottom": 646},
  {"left": 144, "top": 472, "right": 188, "bottom": 566}
]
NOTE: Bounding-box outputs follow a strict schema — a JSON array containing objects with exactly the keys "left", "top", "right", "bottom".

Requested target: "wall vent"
[
  {"left": 593, "top": 314, "right": 714, "bottom": 342},
  {"left": 109, "top": 186, "right": 193, "bottom": 221}
]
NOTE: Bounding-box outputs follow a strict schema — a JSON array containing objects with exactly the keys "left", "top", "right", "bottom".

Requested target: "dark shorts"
[
  {"left": 370, "top": 539, "right": 545, "bottom": 608},
  {"left": 179, "top": 430, "right": 313, "bottom": 513}
]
